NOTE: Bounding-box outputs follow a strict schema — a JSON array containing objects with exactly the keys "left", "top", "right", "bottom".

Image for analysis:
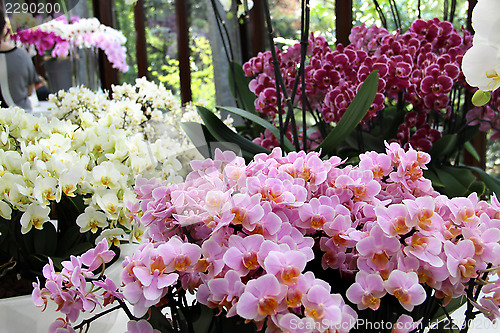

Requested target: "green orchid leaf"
[
  {"left": 430, "top": 296, "right": 466, "bottom": 329},
  {"left": 316, "top": 70, "right": 379, "bottom": 157},
  {"left": 433, "top": 166, "right": 476, "bottom": 197},
  {"left": 197, "top": 105, "right": 269, "bottom": 160},
  {"left": 58, "top": 226, "right": 82, "bottom": 255},
  {"left": 218, "top": 106, "right": 295, "bottom": 152},
  {"left": 429, "top": 134, "right": 458, "bottom": 158},
  {"left": 181, "top": 122, "right": 214, "bottom": 158},
  {"left": 228, "top": 61, "right": 256, "bottom": 113},
  {"left": 464, "top": 141, "right": 481, "bottom": 162},
  {"left": 463, "top": 166, "right": 500, "bottom": 197},
  {"left": 65, "top": 242, "right": 94, "bottom": 257},
  {"left": 423, "top": 169, "right": 445, "bottom": 188},
  {"left": 145, "top": 306, "right": 177, "bottom": 332},
  {"left": 469, "top": 180, "right": 486, "bottom": 197}
]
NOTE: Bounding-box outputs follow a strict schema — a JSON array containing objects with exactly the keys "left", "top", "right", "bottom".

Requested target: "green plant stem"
[
  {"left": 300, "top": 0, "right": 310, "bottom": 151},
  {"left": 460, "top": 264, "right": 491, "bottom": 333},
  {"left": 449, "top": 0, "right": 457, "bottom": 23},
  {"left": 372, "top": 0, "right": 388, "bottom": 29},
  {"left": 443, "top": 0, "right": 449, "bottom": 21},
  {"left": 73, "top": 305, "right": 123, "bottom": 331},
  {"left": 208, "top": 0, "right": 245, "bottom": 110},
  {"left": 261, "top": 0, "right": 300, "bottom": 151},
  {"left": 389, "top": 0, "right": 401, "bottom": 30}
]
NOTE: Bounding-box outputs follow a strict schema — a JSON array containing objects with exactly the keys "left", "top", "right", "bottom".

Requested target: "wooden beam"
[
  {"left": 335, "top": 0, "right": 352, "bottom": 46},
  {"left": 134, "top": 0, "right": 148, "bottom": 79},
  {"left": 175, "top": 0, "right": 192, "bottom": 104},
  {"left": 92, "top": 0, "right": 119, "bottom": 92},
  {"left": 248, "top": 0, "right": 266, "bottom": 58}
]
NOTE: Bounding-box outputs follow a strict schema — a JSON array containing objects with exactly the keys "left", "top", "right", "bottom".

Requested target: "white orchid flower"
[
  {"left": 93, "top": 189, "right": 121, "bottom": 220},
  {"left": 96, "top": 228, "right": 125, "bottom": 247},
  {"left": 76, "top": 206, "right": 108, "bottom": 233},
  {"left": 462, "top": 0, "right": 500, "bottom": 92},
  {"left": 91, "top": 161, "right": 123, "bottom": 189},
  {"left": 0, "top": 200, "right": 12, "bottom": 220},
  {"left": 33, "top": 176, "right": 58, "bottom": 205},
  {"left": 20, "top": 203, "right": 50, "bottom": 234},
  {"left": 471, "top": 0, "right": 500, "bottom": 45}
]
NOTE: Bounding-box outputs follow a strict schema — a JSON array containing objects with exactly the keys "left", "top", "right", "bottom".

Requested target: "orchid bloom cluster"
[
  {"left": 0, "top": 104, "right": 191, "bottom": 246},
  {"left": 11, "top": 16, "right": 128, "bottom": 72},
  {"left": 48, "top": 78, "right": 233, "bottom": 168},
  {"left": 461, "top": 0, "right": 500, "bottom": 139},
  {"left": 244, "top": 18, "right": 474, "bottom": 152},
  {"left": 32, "top": 239, "right": 126, "bottom": 333},
  {"left": 34, "top": 142, "right": 500, "bottom": 332}
]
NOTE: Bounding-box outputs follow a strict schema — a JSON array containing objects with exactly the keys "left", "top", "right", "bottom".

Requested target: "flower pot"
[
  {"left": 0, "top": 244, "right": 139, "bottom": 332},
  {"left": 0, "top": 294, "right": 127, "bottom": 332}
]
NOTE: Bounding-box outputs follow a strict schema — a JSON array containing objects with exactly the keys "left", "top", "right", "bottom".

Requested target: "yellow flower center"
[
  {"left": 242, "top": 252, "right": 259, "bottom": 270},
  {"left": 257, "top": 297, "right": 279, "bottom": 316},
  {"left": 174, "top": 255, "right": 191, "bottom": 271},
  {"left": 393, "top": 288, "right": 411, "bottom": 304}
]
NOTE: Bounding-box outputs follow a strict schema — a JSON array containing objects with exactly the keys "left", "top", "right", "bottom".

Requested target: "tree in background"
[{"left": 113, "top": 0, "right": 215, "bottom": 108}]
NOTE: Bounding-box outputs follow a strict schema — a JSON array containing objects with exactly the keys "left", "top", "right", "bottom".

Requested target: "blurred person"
[
  {"left": 0, "top": 6, "right": 38, "bottom": 111},
  {"left": 35, "top": 75, "right": 51, "bottom": 101}
]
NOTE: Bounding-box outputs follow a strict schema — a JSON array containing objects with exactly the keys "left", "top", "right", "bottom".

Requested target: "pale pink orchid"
[
  {"left": 443, "top": 239, "right": 478, "bottom": 284},
  {"left": 81, "top": 239, "right": 116, "bottom": 271},
  {"left": 264, "top": 250, "right": 308, "bottom": 286},
  {"left": 236, "top": 274, "right": 287, "bottom": 321},
  {"left": 384, "top": 270, "right": 426, "bottom": 311},
  {"left": 392, "top": 314, "right": 422, "bottom": 333},
  {"left": 223, "top": 234, "right": 265, "bottom": 275},
  {"left": 125, "top": 319, "right": 161, "bottom": 333},
  {"left": 346, "top": 270, "right": 386, "bottom": 310},
  {"left": 357, "top": 225, "right": 401, "bottom": 269},
  {"left": 403, "top": 232, "right": 444, "bottom": 267}
]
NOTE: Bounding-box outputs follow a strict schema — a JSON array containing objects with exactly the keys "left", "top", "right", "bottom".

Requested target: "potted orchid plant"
[
  {"left": 191, "top": 0, "right": 500, "bottom": 200},
  {"left": 9, "top": 15, "right": 129, "bottom": 91},
  {"left": 32, "top": 141, "right": 500, "bottom": 333},
  {"left": 0, "top": 78, "right": 200, "bottom": 303}
]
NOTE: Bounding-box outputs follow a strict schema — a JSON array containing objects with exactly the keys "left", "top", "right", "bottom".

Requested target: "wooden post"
[
  {"left": 335, "top": 0, "right": 353, "bottom": 46},
  {"left": 175, "top": 0, "right": 192, "bottom": 105},
  {"left": 248, "top": 0, "right": 266, "bottom": 58},
  {"left": 92, "top": 0, "right": 119, "bottom": 92},
  {"left": 134, "top": 0, "right": 148, "bottom": 79}
]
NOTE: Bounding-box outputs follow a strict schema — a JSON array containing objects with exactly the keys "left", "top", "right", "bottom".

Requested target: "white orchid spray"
[{"left": 462, "top": 0, "right": 500, "bottom": 105}]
